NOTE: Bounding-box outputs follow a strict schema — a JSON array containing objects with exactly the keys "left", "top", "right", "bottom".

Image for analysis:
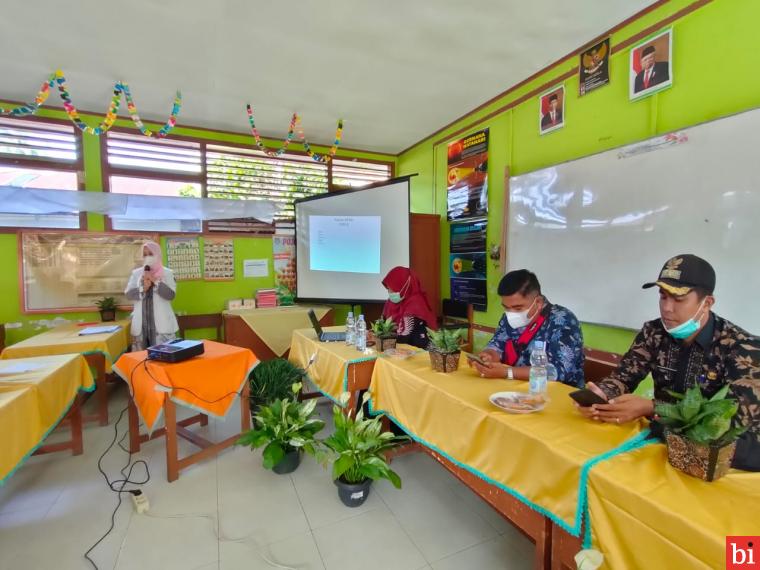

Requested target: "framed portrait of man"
[
  {"left": 630, "top": 29, "right": 673, "bottom": 100},
  {"left": 539, "top": 85, "right": 565, "bottom": 135}
]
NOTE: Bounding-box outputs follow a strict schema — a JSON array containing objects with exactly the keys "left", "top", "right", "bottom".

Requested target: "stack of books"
[{"left": 255, "top": 288, "right": 278, "bottom": 308}]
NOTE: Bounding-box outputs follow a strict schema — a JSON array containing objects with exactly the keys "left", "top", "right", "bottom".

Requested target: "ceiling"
[{"left": 0, "top": 1, "right": 656, "bottom": 154}]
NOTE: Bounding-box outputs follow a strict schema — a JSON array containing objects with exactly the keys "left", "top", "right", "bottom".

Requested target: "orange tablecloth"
[{"left": 113, "top": 341, "right": 257, "bottom": 432}]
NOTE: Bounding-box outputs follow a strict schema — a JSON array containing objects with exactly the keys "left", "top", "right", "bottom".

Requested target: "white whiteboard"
[{"left": 508, "top": 107, "right": 760, "bottom": 333}]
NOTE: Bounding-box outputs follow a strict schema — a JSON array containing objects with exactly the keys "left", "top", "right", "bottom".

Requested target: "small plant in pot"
[
  {"left": 323, "top": 393, "right": 407, "bottom": 507},
  {"left": 95, "top": 297, "right": 118, "bottom": 322},
  {"left": 426, "top": 327, "right": 466, "bottom": 373},
  {"left": 237, "top": 382, "right": 325, "bottom": 475},
  {"left": 371, "top": 317, "right": 398, "bottom": 351},
  {"left": 248, "top": 358, "right": 306, "bottom": 415},
  {"left": 655, "top": 384, "right": 746, "bottom": 482}
]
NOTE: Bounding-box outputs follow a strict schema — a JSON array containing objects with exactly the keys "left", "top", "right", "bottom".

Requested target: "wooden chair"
[
  {"left": 583, "top": 347, "right": 622, "bottom": 383},
  {"left": 177, "top": 313, "right": 223, "bottom": 342},
  {"left": 440, "top": 298, "right": 474, "bottom": 352}
]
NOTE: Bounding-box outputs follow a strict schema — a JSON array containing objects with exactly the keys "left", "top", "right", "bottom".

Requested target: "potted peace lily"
[
  {"left": 323, "top": 393, "right": 407, "bottom": 507},
  {"left": 426, "top": 327, "right": 466, "bottom": 373},
  {"left": 237, "top": 382, "right": 325, "bottom": 475},
  {"left": 655, "top": 384, "right": 746, "bottom": 482},
  {"left": 96, "top": 296, "right": 118, "bottom": 322},
  {"left": 370, "top": 317, "right": 398, "bottom": 352}
]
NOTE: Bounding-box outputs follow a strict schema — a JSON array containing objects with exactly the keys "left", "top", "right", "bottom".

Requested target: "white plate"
[
  {"left": 383, "top": 347, "right": 417, "bottom": 359},
  {"left": 489, "top": 391, "right": 546, "bottom": 414}
]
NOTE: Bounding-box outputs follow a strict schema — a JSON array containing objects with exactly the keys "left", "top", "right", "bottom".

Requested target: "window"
[
  {"left": 0, "top": 118, "right": 81, "bottom": 228},
  {"left": 205, "top": 145, "right": 328, "bottom": 233},
  {"left": 105, "top": 132, "right": 202, "bottom": 232},
  {"left": 331, "top": 158, "right": 392, "bottom": 190}
]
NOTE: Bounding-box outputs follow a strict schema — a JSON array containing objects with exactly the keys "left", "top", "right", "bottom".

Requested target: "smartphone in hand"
[
  {"left": 463, "top": 352, "right": 487, "bottom": 366},
  {"left": 569, "top": 389, "right": 607, "bottom": 407}
]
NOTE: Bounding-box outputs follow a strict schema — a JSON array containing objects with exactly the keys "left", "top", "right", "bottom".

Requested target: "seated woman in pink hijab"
[
  {"left": 381, "top": 266, "right": 437, "bottom": 348},
  {"left": 125, "top": 241, "right": 179, "bottom": 351}
]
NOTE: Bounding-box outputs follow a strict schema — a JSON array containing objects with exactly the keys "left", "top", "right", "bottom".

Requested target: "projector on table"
[{"left": 147, "top": 339, "right": 205, "bottom": 363}]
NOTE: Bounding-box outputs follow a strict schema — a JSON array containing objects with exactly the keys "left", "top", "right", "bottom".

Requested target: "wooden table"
[
  {"left": 0, "top": 354, "right": 94, "bottom": 483},
  {"left": 289, "top": 327, "right": 382, "bottom": 412},
  {"left": 224, "top": 306, "right": 334, "bottom": 360},
  {"left": 1, "top": 322, "right": 129, "bottom": 426},
  {"left": 126, "top": 382, "right": 251, "bottom": 482},
  {"left": 370, "top": 352, "right": 651, "bottom": 569},
  {"left": 114, "top": 341, "right": 257, "bottom": 482}
]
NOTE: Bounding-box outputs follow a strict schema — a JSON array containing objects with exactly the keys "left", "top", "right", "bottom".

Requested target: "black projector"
[{"left": 147, "top": 339, "right": 205, "bottom": 363}]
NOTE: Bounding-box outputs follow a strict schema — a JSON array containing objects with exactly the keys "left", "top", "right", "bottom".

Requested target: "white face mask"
[
  {"left": 505, "top": 297, "right": 538, "bottom": 329},
  {"left": 143, "top": 255, "right": 156, "bottom": 266}
]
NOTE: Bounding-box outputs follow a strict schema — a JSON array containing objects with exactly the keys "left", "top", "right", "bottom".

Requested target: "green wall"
[
  {"left": 0, "top": 106, "right": 394, "bottom": 344},
  {"left": 398, "top": 0, "right": 760, "bottom": 354}
]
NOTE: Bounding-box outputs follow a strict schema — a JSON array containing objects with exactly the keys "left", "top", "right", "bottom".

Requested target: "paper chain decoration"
[
  {"left": 0, "top": 70, "right": 182, "bottom": 138},
  {"left": 246, "top": 105, "right": 344, "bottom": 162}
]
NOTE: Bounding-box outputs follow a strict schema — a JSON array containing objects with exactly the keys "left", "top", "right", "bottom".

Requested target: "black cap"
[{"left": 643, "top": 254, "right": 716, "bottom": 295}]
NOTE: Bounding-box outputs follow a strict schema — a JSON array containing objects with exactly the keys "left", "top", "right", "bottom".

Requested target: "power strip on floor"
[{"left": 131, "top": 490, "right": 150, "bottom": 514}]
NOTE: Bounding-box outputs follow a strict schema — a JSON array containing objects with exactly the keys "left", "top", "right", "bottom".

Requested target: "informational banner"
[
  {"left": 451, "top": 279, "right": 487, "bottom": 312},
  {"left": 20, "top": 232, "right": 150, "bottom": 311},
  {"left": 449, "top": 221, "right": 487, "bottom": 311},
  {"left": 579, "top": 38, "right": 610, "bottom": 96},
  {"left": 273, "top": 235, "right": 296, "bottom": 294},
  {"left": 447, "top": 128, "right": 488, "bottom": 221},
  {"left": 166, "top": 237, "right": 201, "bottom": 281},
  {"left": 450, "top": 219, "right": 487, "bottom": 253},
  {"left": 203, "top": 238, "right": 235, "bottom": 281}
]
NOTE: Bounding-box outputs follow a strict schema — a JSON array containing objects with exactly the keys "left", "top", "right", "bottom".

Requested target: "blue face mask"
[
  {"left": 388, "top": 292, "right": 402, "bottom": 304},
  {"left": 663, "top": 299, "right": 706, "bottom": 340}
]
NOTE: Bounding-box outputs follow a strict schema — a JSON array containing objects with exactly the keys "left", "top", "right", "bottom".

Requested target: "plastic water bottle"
[
  {"left": 355, "top": 315, "right": 367, "bottom": 352},
  {"left": 345, "top": 311, "right": 355, "bottom": 346},
  {"left": 529, "top": 341, "right": 548, "bottom": 397}
]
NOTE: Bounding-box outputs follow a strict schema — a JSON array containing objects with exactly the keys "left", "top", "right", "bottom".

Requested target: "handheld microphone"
[{"left": 144, "top": 265, "right": 151, "bottom": 272}]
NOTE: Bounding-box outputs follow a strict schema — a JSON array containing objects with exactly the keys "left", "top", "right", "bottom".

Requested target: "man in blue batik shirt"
[{"left": 471, "top": 269, "right": 585, "bottom": 387}]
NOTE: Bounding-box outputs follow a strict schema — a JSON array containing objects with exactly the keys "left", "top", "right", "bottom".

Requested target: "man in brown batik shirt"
[{"left": 577, "top": 254, "right": 760, "bottom": 471}]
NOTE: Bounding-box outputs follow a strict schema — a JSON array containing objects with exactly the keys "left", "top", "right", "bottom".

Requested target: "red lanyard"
[{"left": 503, "top": 313, "right": 547, "bottom": 366}]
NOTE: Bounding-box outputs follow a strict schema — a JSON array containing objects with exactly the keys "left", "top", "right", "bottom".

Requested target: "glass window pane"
[
  {"left": 109, "top": 176, "right": 202, "bottom": 232},
  {"left": 0, "top": 165, "right": 79, "bottom": 228}
]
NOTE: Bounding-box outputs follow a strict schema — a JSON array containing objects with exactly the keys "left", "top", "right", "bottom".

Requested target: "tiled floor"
[{"left": 0, "top": 386, "right": 533, "bottom": 570}]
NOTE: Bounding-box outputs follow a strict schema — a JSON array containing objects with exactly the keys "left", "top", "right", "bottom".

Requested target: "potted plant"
[
  {"left": 426, "top": 327, "right": 466, "bottom": 373},
  {"left": 323, "top": 393, "right": 406, "bottom": 507},
  {"left": 95, "top": 297, "right": 118, "bottom": 322},
  {"left": 237, "top": 382, "right": 325, "bottom": 475},
  {"left": 248, "top": 358, "right": 306, "bottom": 415},
  {"left": 275, "top": 284, "right": 295, "bottom": 307},
  {"left": 370, "top": 317, "right": 398, "bottom": 351},
  {"left": 655, "top": 384, "right": 746, "bottom": 482}
]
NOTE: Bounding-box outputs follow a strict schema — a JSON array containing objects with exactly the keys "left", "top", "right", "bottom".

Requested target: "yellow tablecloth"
[
  {"left": 225, "top": 306, "right": 331, "bottom": 356},
  {"left": 0, "top": 321, "right": 130, "bottom": 373},
  {"left": 113, "top": 341, "right": 258, "bottom": 433},
  {"left": 369, "top": 352, "right": 650, "bottom": 534},
  {"left": 0, "top": 354, "right": 95, "bottom": 484},
  {"left": 289, "top": 327, "right": 378, "bottom": 404},
  {"left": 586, "top": 442, "right": 760, "bottom": 569}
]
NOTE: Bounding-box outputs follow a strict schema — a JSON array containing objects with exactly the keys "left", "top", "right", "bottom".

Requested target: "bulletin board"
[{"left": 20, "top": 232, "right": 155, "bottom": 312}]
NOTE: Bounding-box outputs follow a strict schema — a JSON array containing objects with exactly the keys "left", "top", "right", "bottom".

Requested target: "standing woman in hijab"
[
  {"left": 125, "top": 241, "right": 179, "bottom": 351},
  {"left": 381, "top": 266, "right": 437, "bottom": 348}
]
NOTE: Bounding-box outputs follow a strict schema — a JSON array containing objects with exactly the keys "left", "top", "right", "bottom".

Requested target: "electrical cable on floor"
[
  {"left": 82, "top": 351, "right": 320, "bottom": 569},
  {"left": 83, "top": 360, "right": 151, "bottom": 570},
  {"left": 141, "top": 511, "right": 297, "bottom": 570}
]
